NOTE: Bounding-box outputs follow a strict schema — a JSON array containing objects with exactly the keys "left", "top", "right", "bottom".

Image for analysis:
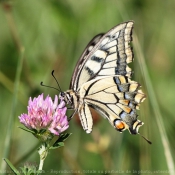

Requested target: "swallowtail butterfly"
[{"left": 59, "top": 21, "right": 147, "bottom": 138}]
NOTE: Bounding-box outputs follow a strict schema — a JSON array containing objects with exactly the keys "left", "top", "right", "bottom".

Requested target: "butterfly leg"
[{"left": 68, "top": 108, "right": 78, "bottom": 121}]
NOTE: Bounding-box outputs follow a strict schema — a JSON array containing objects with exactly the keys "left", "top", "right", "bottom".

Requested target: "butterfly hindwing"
[
  {"left": 78, "top": 103, "right": 93, "bottom": 133},
  {"left": 78, "top": 76, "right": 145, "bottom": 133}
]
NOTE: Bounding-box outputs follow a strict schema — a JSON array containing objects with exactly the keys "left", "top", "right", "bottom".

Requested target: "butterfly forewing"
[
  {"left": 71, "top": 21, "right": 134, "bottom": 91},
  {"left": 70, "top": 34, "right": 104, "bottom": 90}
]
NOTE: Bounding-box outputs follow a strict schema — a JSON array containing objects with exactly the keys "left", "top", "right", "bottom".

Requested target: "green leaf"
[
  {"left": 18, "top": 126, "right": 36, "bottom": 134},
  {"left": 50, "top": 142, "right": 64, "bottom": 149},
  {"left": 58, "top": 133, "right": 72, "bottom": 142},
  {"left": 38, "top": 129, "right": 47, "bottom": 134},
  {"left": 20, "top": 166, "right": 39, "bottom": 175},
  {"left": 4, "top": 158, "right": 20, "bottom": 175},
  {"left": 49, "top": 133, "right": 71, "bottom": 149}
]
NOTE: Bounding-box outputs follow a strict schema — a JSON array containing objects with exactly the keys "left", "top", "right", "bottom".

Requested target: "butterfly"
[{"left": 46, "top": 21, "right": 149, "bottom": 141}]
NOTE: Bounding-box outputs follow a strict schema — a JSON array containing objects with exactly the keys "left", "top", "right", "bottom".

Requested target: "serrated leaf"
[
  {"left": 4, "top": 158, "right": 20, "bottom": 175},
  {"left": 18, "top": 126, "right": 36, "bottom": 134},
  {"left": 50, "top": 142, "right": 64, "bottom": 149}
]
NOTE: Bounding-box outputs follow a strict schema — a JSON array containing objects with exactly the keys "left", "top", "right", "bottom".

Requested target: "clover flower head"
[{"left": 19, "top": 94, "right": 69, "bottom": 136}]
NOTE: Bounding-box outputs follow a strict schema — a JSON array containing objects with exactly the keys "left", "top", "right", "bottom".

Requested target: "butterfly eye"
[
  {"left": 60, "top": 92, "right": 64, "bottom": 97},
  {"left": 59, "top": 92, "right": 65, "bottom": 100},
  {"left": 114, "top": 119, "right": 126, "bottom": 132}
]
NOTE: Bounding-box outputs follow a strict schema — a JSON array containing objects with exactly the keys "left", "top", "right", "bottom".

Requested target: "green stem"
[
  {"left": 38, "top": 143, "right": 48, "bottom": 171},
  {"left": 38, "top": 159, "right": 44, "bottom": 171}
]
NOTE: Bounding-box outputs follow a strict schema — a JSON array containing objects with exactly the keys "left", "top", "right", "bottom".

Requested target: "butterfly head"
[
  {"left": 59, "top": 90, "right": 77, "bottom": 109},
  {"left": 59, "top": 92, "right": 70, "bottom": 104}
]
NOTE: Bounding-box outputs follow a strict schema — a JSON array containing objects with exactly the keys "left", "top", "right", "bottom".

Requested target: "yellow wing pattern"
[{"left": 78, "top": 76, "right": 145, "bottom": 134}]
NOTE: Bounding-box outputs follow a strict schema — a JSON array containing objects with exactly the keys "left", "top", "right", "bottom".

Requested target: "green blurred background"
[{"left": 0, "top": 0, "right": 175, "bottom": 174}]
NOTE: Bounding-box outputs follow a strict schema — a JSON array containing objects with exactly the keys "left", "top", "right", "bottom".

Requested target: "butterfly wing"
[
  {"left": 66, "top": 21, "right": 146, "bottom": 134},
  {"left": 70, "top": 33, "right": 104, "bottom": 89},
  {"left": 79, "top": 76, "right": 145, "bottom": 134},
  {"left": 71, "top": 21, "right": 134, "bottom": 91}
]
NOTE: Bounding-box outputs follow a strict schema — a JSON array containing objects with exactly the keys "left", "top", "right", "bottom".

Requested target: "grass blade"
[
  {"left": 1, "top": 48, "right": 25, "bottom": 171},
  {"left": 134, "top": 35, "right": 175, "bottom": 175}
]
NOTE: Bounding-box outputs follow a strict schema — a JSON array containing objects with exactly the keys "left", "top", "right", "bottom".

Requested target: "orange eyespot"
[{"left": 114, "top": 120, "right": 125, "bottom": 130}]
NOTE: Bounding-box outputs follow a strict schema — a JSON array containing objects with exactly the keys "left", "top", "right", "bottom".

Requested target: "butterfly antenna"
[
  {"left": 139, "top": 133, "right": 152, "bottom": 144},
  {"left": 51, "top": 70, "right": 62, "bottom": 92},
  {"left": 40, "top": 82, "right": 60, "bottom": 92}
]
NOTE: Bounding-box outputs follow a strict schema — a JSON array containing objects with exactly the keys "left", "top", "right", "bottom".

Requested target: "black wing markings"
[{"left": 70, "top": 21, "right": 134, "bottom": 91}]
